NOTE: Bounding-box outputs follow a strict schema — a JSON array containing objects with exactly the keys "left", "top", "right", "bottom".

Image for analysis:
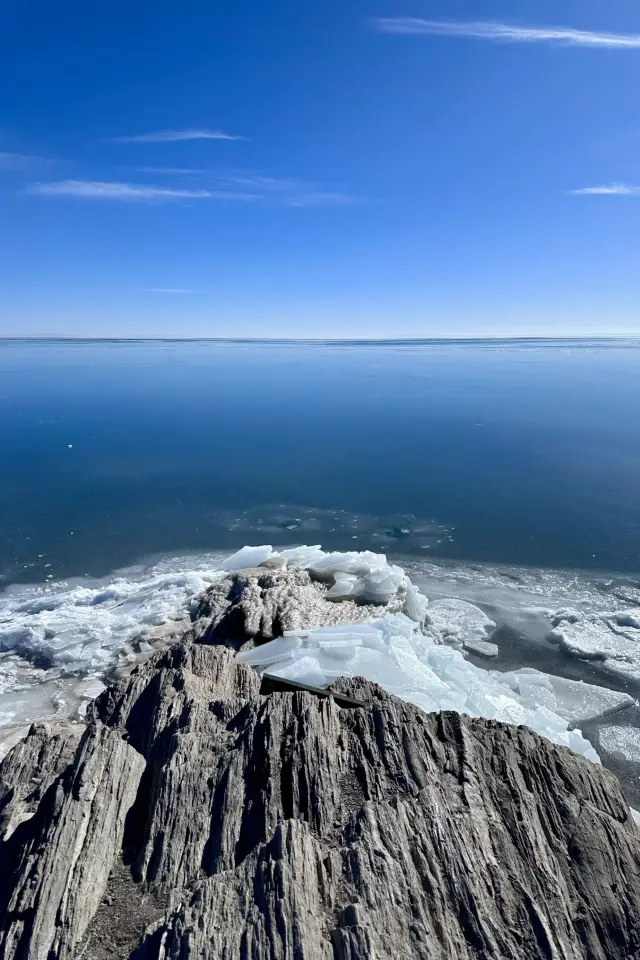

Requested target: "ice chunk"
[
  {"left": 284, "top": 548, "right": 407, "bottom": 606},
  {"left": 547, "top": 676, "right": 634, "bottom": 726},
  {"left": 277, "top": 546, "right": 325, "bottom": 567},
  {"left": 220, "top": 545, "right": 273, "bottom": 572},
  {"left": 463, "top": 639, "right": 499, "bottom": 659},
  {"left": 267, "top": 656, "right": 329, "bottom": 687},
  {"left": 426, "top": 599, "right": 496, "bottom": 645},
  {"left": 326, "top": 579, "right": 363, "bottom": 600},
  {"left": 599, "top": 726, "right": 640, "bottom": 764},
  {"left": 404, "top": 586, "right": 429, "bottom": 623},
  {"left": 548, "top": 616, "right": 639, "bottom": 661},
  {"left": 508, "top": 669, "right": 635, "bottom": 726},
  {"left": 236, "top": 635, "right": 302, "bottom": 667},
  {"left": 630, "top": 808, "right": 640, "bottom": 827}
]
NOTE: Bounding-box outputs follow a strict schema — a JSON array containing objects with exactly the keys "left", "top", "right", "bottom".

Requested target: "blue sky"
[{"left": 2, "top": 0, "right": 640, "bottom": 337}]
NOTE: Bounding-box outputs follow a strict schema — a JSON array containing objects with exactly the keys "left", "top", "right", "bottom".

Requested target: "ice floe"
[
  {"left": 599, "top": 726, "right": 640, "bottom": 764},
  {"left": 548, "top": 610, "right": 640, "bottom": 684},
  {"left": 497, "top": 669, "right": 634, "bottom": 727}
]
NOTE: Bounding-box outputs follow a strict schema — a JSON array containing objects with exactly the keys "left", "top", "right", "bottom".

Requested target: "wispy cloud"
[
  {"left": 0, "top": 151, "right": 51, "bottom": 170},
  {"left": 286, "top": 191, "right": 358, "bottom": 207},
  {"left": 375, "top": 18, "right": 640, "bottom": 48},
  {"left": 136, "top": 167, "right": 207, "bottom": 175},
  {"left": 113, "top": 128, "right": 243, "bottom": 143},
  {"left": 142, "top": 288, "right": 197, "bottom": 294},
  {"left": 134, "top": 167, "right": 358, "bottom": 206},
  {"left": 31, "top": 175, "right": 358, "bottom": 207},
  {"left": 571, "top": 183, "right": 640, "bottom": 195},
  {"left": 30, "top": 180, "right": 253, "bottom": 201}
]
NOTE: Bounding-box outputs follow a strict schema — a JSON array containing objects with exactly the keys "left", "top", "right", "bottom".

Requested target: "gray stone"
[{"left": 0, "top": 634, "right": 639, "bottom": 958}]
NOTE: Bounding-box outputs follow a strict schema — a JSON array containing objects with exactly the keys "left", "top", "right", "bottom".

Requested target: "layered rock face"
[{"left": 0, "top": 571, "right": 639, "bottom": 959}]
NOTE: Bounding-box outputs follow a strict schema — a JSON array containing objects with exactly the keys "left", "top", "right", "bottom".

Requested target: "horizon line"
[{"left": 1, "top": 336, "right": 638, "bottom": 345}]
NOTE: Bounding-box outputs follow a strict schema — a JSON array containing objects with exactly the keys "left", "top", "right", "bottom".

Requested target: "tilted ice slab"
[{"left": 497, "top": 668, "right": 635, "bottom": 727}]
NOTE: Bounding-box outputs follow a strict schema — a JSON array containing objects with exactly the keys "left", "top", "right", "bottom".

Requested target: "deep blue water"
[{"left": 2, "top": 338, "right": 640, "bottom": 584}]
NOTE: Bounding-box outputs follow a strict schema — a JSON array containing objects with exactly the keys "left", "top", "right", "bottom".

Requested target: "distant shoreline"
[{"left": 1, "top": 336, "right": 639, "bottom": 346}]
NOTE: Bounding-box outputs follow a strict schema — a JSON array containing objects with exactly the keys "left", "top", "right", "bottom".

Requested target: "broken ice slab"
[
  {"left": 236, "top": 635, "right": 301, "bottom": 666},
  {"left": 509, "top": 669, "right": 635, "bottom": 727},
  {"left": 268, "top": 655, "right": 331, "bottom": 688},
  {"left": 221, "top": 545, "right": 273, "bottom": 572},
  {"left": 426, "top": 599, "right": 496, "bottom": 644},
  {"left": 326, "top": 580, "right": 363, "bottom": 600},
  {"left": 548, "top": 617, "right": 638, "bottom": 661},
  {"left": 404, "top": 586, "right": 429, "bottom": 623},
  {"left": 547, "top": 675, "right": 634, "bottom": 726},
  {"left": 463, "top": 639, "right": 499, "bottom": 659}
]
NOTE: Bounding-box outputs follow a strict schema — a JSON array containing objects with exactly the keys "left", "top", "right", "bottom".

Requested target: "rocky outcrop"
[
  {"left": 0, "top": 624, "right": 638, "bottom": 959},
  {"left": 190, "top": 566, "right": 402, "bottom": 649}
]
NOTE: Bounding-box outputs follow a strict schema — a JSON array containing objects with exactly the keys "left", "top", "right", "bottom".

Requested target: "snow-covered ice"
[
  {"left": 548, "top": 611, "right": 640, "bottom": 684},
  {"left": 599, "top": 726, "right": 640, "bottom": 764}
]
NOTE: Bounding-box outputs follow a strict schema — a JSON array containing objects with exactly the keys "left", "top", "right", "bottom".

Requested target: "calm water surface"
[{"left": 1, "top": 338, "right": 640, "bottom": 584}]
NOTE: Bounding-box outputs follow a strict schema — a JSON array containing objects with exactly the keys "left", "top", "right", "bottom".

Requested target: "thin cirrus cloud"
[
  {"left": 570, "top": 184, "right": 640, "bottom": 196},
  {"left": 374, "top": 18, "right": 640, "bottom": 49},
  {"left": 142, "top": 288, "right": 197, "bottom": 294},
  {"left": 135, "top": 168, "right": 359, "bottom": 205},
  {"left": 112, "top": 128, "right": 243, "bottom": 143},
  {"left": 0, "top": 151, "right": 52, "bottom": 170},
  {"left": 30, "top": 180, "right": 255, "bottom": 201},
  {"left": 31, "top": 177, "right": 358, "bottom": 206}
]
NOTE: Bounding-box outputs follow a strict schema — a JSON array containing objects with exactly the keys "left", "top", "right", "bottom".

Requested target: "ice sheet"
[
  {"left": 548, "top": 611, "right": 640, "bottom": 686},
  {"left": 599, "top": 726, "right": 640, "bottom": 764},
  {"left": 498, "top": 670, "right": 635, "bottom": 726},
  {"left": 221, "top": 545, "right": 274, "bottom": 572},
  {"left": 238, "top": 612, "right": 600, "bottom": 763}
]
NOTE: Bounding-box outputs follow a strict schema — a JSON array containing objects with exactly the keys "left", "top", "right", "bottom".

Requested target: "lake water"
[
  {"left": 2, "top": 338, "right": 640, "bottom": 583},
  {"left": 2, "top": 338, "right": 640, "bottom": 801}
]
